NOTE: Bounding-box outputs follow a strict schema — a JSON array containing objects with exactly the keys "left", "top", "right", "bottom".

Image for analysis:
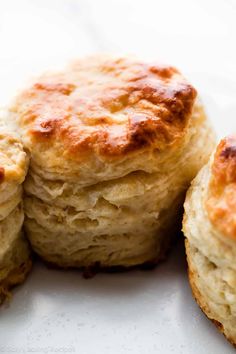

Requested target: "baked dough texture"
[
  {"left": 12, "top": 56, "right": 215, "bottom": 269},
  {"left": 0, "top": 125, "right": 31, "bottom": 304},
  {"left": 183, "top": 136, "right": 236, "bottom": 346}
]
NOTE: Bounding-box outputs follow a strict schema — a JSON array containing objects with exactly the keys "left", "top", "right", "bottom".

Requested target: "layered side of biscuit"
[
  {"left": 0, "top": 124, "right": 31, "bottom": 304},
  {"left": 10, "top": 56, "right": 215, "bottom": 269},
  {"left": 183, "top": 136, "right": 236, "bottom": 346}
]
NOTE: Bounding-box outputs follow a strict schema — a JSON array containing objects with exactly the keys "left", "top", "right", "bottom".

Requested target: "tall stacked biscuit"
[
  {"left": 183, "top": 136, "right": 236, "bottom": 346},
  {"left": 11, "top": 56, "right": 215, "bottom": 269},
  {"left": 0, "top": 122, "right": 31, "bottom": 304}
]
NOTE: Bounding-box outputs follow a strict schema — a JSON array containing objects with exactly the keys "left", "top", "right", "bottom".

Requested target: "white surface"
[{"left": 0, "top": 1, "right": 236, "bottom": 353}]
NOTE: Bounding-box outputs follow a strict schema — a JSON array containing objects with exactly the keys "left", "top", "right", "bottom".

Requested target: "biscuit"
[
  {"left": 12, "top": 56, "right": 215, "bottom": 269},
  {"left": 183, "top": 136, "right": 236, "bottom": 346},
  {"left": 0, "top": 125, "right": 31, "bottom": 304}
]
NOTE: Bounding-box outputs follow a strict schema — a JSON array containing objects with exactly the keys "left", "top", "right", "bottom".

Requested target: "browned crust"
[
  {"left": 13, "top": 56, "right": 197, "bottom": 162},
  {"left": 206, "top": 135, "right": 236, "bottom": 240},
  {"left": 43, "top": 256, "right": 162, "bottom": 279},
  {"left": 185, "top": 239, "right": 236, "bottom": 347},
  {"left": 37, "top": 240, "right": 169, "bottom": 278},
  {"left": 0, "top": 166, "right": 5, "bottom": 183},
  {"left": 0, "top": 258, "right": 32, "bottom": 305}
]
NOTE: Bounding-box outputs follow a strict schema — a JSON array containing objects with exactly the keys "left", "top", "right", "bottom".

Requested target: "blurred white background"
[
  {"left": 0, "top": 1, "right": 236, "bottom": 354},
  {"left": 0, "top": 0, "right": 236, "bottom": 137}
]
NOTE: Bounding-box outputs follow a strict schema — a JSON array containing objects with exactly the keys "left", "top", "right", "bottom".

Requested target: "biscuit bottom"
[
  {"left": 0, "top": 257, "right": 32, "bottom": 305},
  {"left": 186, "top": 240, "right": 236, "bottom": 347}
]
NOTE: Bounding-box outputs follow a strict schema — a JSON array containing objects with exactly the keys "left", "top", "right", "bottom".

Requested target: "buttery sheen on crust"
[
  {"left": 12, "top": 55, "right": 215, "bottom": 269},
  {"left": 183, "top": 136, "right": 236, "bottom": 346},
  {"left": 0, "top": 126, "right": 31, "bottom": 304},
  {"left": 12, "top": 56, "right": 197, "bottom": 182}
]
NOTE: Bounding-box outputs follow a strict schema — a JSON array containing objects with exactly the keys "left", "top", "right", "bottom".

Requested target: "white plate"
[{"left": 0, "top": 1, "right": 236, "bottom": 353}]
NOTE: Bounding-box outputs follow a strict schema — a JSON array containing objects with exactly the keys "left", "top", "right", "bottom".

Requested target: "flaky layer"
[
  {"left": 0, "top": 123, "right": 30, "bottom": 304},
  {"left": 186, "top": 240, "right": 236, "bottom": 346},
  {"left": 24, "top": 192, "right": 183, "bottom": 268},
  {"left": 0, "top": 204, "right": 24, "bottom": 278},
  {"left": 0, "top": 186, "right": 22, "bottom": 221},
  {"left": 12, "top": 55, "right": 197, "bottom": 181},
  {"left": 0, "top": 204, "right": 31, "bottom": 305}
]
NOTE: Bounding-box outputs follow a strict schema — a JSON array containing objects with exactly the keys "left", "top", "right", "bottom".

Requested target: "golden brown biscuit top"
[
  {"left": 13, "top": 56, "right": 196, "bottom": 164},
  {"left": 206, "top": 136, "right": 236, "bottom": 240}
]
